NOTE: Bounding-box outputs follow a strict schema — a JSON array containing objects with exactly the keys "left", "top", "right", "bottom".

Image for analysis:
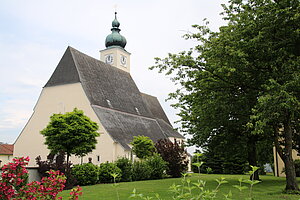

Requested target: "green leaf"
[{"left": 233, "top": 185, "right": 248, "bottom": 191}]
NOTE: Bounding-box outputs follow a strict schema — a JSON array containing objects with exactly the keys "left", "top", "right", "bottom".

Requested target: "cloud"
[{"left": 0, "top": 98, "right": 34, "bottom": 128}]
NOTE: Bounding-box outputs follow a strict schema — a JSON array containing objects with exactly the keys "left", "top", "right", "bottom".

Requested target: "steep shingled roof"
[
  {"left": 0, "top": 144, "right": 14, "bottom": 155},
  {"left": 45, "top": 46, "right": 184, "bottom": 149},
  {"left": 92, "top": 106, "right": 168, "bottom": 150},
  {"left": 141, "top": 93, "right": 171, "bottom": 125}
]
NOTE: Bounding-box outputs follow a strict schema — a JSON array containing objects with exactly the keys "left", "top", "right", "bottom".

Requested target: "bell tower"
[{"left": 100, "top": 12, "right": 131, "bottom": 73}]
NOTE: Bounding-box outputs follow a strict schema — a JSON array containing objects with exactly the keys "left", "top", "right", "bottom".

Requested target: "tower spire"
[
  {"left": 112, "top": 12, "right": 120, "bottom": 28},
  {"left": 100, "top": 11, "right": 131, "bottom": 73},
  {"left": 105, "top": 12, "right": 126, "bottom": 49}
]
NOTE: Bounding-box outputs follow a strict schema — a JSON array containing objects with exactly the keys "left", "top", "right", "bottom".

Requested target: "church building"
[{"left": 13, "top": 12, "right": 184, "bottom": 167}]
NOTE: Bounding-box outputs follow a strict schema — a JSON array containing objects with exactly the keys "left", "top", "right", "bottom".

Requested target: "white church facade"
[{"left": 13, "top": 12, "right": 184, "bottom": 167}]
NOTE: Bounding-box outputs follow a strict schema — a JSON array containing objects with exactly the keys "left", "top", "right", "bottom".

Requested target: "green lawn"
[{"left": 59, "top": 174, "right": 300, "bottom": 200}]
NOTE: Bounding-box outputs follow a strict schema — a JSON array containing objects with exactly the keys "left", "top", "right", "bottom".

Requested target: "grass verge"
[{"left": 59, "top": 174, "right": 300, "bottom": 200}]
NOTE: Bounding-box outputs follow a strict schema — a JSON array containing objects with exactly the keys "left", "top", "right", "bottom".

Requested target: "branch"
[{"left": 209, "top": 69, "right": 261, "bottom": 92}]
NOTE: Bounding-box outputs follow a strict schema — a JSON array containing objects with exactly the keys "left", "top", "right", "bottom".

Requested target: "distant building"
[
  {"left": 0, "top": 144, "right": 13, "bottom": 167},
  {"left": 273, "top": 148, "right": 300, "bottom": 177},
  {"left": 13, "top": 12, "right": 184, "bottom": 167}
]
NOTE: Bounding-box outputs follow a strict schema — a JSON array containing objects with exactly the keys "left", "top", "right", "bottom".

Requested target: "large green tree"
[
  {"left": 41, "top": 108, "right": 99, "bottom": 172},
  {"left": 151, "top": 0, "right": 300, "bottom": 190}
]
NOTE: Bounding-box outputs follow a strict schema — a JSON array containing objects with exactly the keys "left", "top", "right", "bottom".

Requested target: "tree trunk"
[
  {"left": 248, "top": 136, "right": 260, "bottom": 180},
  {"left": 64, "top": 153, "right": 74, "bottom": 190},
  {"left": 66, "top": 153, "right": 70, "bottom": 175},
  {"left": 284, "top": 154, "right": 298, "bottom": 191},
  {"left": 283, "top": 120, "right": 299, "bottom": 191}
]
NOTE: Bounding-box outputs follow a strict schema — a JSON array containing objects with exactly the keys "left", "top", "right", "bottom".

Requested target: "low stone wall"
[{"left": 27, "top": 167, "right": 41, "bottom": 182}]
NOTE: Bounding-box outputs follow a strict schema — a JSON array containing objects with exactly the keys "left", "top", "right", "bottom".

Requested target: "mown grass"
[{"left": 59, "top": 174, "right": 300, "bottom": 200}]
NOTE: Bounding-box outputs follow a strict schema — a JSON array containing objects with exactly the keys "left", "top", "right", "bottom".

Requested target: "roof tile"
[{"left": 0, "top": 144, "right": 14, "bottom": 155}]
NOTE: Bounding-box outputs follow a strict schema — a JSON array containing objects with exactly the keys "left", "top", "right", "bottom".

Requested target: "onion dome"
[{"left": 105, "top": 12, "right": 127, "bottom": 49}]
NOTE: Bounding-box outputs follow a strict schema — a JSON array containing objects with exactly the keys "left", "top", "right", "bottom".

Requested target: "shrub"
[
  {"left": 132, "top": 160, "right": 151, "bottom": 181},
  {"left": 130, "top": 135, "right": 156, "bottom": 159},
  {"left": 72, "top": 163, "right": 99, "bottom": 185},
  {"left": 115, "top": 157, "right": 133, "bottom": 182},
  {"left": 99, "top": 162, "right": 122, "bottom": 183},
  {"left": 35, "top": 152, "right": 76, "bottom": 189},
  {"left": 145, "top": 153, "right": 167, "bottom": 179},
  {"left": 36, "top": 152, "right": 70, "bottom": 177},
  {"left": 155, "top": 139, "right": 188, "bottom": 178}
]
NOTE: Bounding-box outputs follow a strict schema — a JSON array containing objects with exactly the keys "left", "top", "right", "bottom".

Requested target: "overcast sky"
[{"left": 0, "top": 0, "right": 225, "bottom": 152}]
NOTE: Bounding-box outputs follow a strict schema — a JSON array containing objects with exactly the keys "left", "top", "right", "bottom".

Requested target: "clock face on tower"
[
  {"left": 105, "top": 54, "right": 114, "bottom": 64},
  {"left": 120, "top": 55, "right": 127, "bottom": 67}
]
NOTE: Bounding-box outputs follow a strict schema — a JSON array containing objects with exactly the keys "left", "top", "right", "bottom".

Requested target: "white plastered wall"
[
  {"left": 168, "top": 137, "right": 184, "bottom": 145},
  {"left": 0, "top": 154, "right": 13, "bottom": 167},
  {"left": 14, "top": 83, "right": 128, "bottom": 167}
]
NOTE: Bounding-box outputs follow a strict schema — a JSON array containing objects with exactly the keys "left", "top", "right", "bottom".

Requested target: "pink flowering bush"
[
  {"left": 0, "top": 157, "right": 29, "bottom": 199},
  {"left": 69, "top": 186, "right": 83, "bottom": 200},
  {"left": 0, "top": 157, "right": 82, "bottom": 200}
]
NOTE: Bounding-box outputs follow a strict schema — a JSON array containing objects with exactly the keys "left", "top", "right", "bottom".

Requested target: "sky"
[{"left": 0, "top": 0, "right": 225, "bottom": 153}]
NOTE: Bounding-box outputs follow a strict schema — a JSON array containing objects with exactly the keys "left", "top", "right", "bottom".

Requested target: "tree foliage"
[
  {"left": 151, "top": 0, "right": 300, "bottom": 190},
  {"left": 41, "top": 108, "right": 99, "bottom": 171},
  {"left": 130, "top": 135, "right": 156, "bottom": 159},
  {"left": 155, "top": 139, "right": 188, "bottom": 178}
]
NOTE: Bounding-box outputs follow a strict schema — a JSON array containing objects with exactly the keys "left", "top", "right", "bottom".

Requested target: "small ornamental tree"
[
  {"left": 41, "top": 108, "right": 99, "bottom": 173},
  {"left": 155, "top": 139, "right": 188, "bottom": 178},
  {"left": 130, "top": 135, "right": 156, "bottom": 159}
]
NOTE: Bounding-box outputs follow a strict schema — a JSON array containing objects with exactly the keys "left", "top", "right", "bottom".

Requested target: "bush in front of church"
[
  {"left": 98, "top": 162, "right": 122, "bottom": 183},
  {"left": 115, "top": 157, "right": 133, "bottom": 182},
  {"left": 132, "top": 160, "right": 151, "bottom": 181},
  {"left": 71, "top": 163, "right": 99, "bottom": 186},
  {"left": 155, "top": 139, "right": 188, "bottom": 178},
  {"left": 145, "top": 153, "right": 168, "bottom": 179},
  {"left": 36, "top": 153, "right": 76, "bottom": 189}
]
